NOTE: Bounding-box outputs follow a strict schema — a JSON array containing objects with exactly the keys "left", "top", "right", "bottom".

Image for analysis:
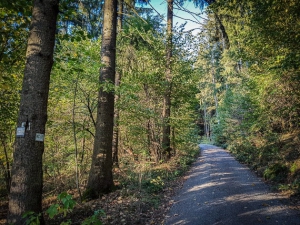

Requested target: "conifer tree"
[
  {"left": 8, "top": 0, "right": 59, "bottom": 224},
  {"left": 86, "top": 0, "right": 118, "bottom": 197}
]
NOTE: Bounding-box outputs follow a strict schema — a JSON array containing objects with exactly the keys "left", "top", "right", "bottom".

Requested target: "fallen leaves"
[{"left": 39, "top": 175, "right": 186, "bottom": 225}]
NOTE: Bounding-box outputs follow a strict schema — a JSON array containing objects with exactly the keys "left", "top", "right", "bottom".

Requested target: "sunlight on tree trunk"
[
  {"left": 162, "top": 0, "right": 173, "bottom": 161},
  {"left": 8, "top": 0, "right": 59, "bottom": 224},
  {"left": 86, "top": 0, "right": 117, "bottom": 198}
]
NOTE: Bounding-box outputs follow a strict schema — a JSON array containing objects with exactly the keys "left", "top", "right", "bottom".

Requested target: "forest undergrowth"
[
  {"left": 0, "top": 146, "right": 199, "bottom": 225},
  {"left": 224, "top": 130, "right": 300, "bottom": 209}
]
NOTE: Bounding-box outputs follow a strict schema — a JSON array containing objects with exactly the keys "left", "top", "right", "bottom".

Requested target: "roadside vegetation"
[
  {"left": 0, "top": 0, "right": 299, "bottom": 224},
  {"left": 198, "top": 0, "right": 300, "bottom": 197}
]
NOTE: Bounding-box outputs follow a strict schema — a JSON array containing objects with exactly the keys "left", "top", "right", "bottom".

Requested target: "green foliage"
[
  {"left": 60, "top": 221, "right": 72, "bottom": 225},
  {"left": 142, "top": 176, "right": 164, "bottom": 193},
  {"left": 0, "top": 1, "right": 30, "bottom": 79},
  {"left": 22, "top": 212, "right": 41, "bottom": 225},
  {"left": 46, "top": 204, "right": 60, "bottom": 219},
  {"left": 58, "top": 0, "right": 104, "bottom": 38},
  {"left": 179, "top": 155, "right": 194, "bottom": 167},
  {"left": 196, "top": 0, "right": 300, "bottom": 192},
  {"left": 291, "top": 179, "right": 300, "bottom": 192},
  {"left": 23, "top": 193, "right": 104, "bottom": 225},
  {"left": 81, "top": 210, "right": 105, "bottom": 225},
  {"left": 0, "top": 0, "right": 29, "bottom": 197},
  {"left": 290, "top": 162, "right": 299, "bottom": 175},
  {"left": 264, "top": 164, "right": 289, "bottom": 183},
  {"left": 43, "top": 29, "right": 100, "bottom": 189},
  {"left": 46, "top": 192, "right": 76, "bottom": 219},
  {"left": 116, "top": 12, "right": 201, "bottom": 163}
]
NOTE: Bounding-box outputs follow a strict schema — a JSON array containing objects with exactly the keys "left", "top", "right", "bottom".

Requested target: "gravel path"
[{"left": 164, "top": 144, "right": 300, "bottom": 225}]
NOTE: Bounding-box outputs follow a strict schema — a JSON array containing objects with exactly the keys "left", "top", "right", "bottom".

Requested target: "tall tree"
[
  {"left": 162, "top": 0, "right": 173, "bottom": 160},
  {"left": 161, "top": 0, "right": 212, "bottom": 160},
  {"left": 7, "top": 0, "right": 59, "bottom": 224},
  {"left": 112, "top": 0, "right": 149, "bottom": 166},
  {"left": 112, "top": 0, "right": 124, "bottom": 167},
  {"left": 86, "top": 0, "right": 118, "bottom": 198}
]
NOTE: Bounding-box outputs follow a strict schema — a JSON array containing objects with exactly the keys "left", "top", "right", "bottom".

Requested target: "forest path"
[{"left": 164, "top": 144, "right": 300, "bottom": 225}]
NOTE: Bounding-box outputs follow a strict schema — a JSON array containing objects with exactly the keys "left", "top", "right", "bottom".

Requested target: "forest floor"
[
  {"left": 0, "top": 171, "right": 185, "bottom": 225},
  {"left": 0, "top": 173, "right": 185, "bottom": 225},
  {"left": 0, "top": 177, "right": 178, "bottom": 225},
  {"left": 0, "top": 156, "right": 189, "bottom": 225},
  {"left": 53, "top": 176, "right": 185, "bottom": 225},
  {"left": 1, "top": 145, "right": 300, "bottom": 224}
]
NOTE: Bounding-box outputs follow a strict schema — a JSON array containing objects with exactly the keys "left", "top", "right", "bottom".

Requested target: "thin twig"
[
  {"left": 145, "top": 0, "right": 166, "bottom": 22},
  {"left": 173, "top": 0, "right": 208, "bottom": 22},
  {"left": 124, "top": 1, "right": 148, "bottom": 24},
  {"left": 174, "top": 1, "right": 202, "bottom": 25},
  {"left": 173, "top": 14, "right": 205, "bottom": 26}
]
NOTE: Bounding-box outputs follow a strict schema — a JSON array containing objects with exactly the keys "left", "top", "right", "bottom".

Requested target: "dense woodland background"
[{"left": 0, "top": 0, "right": 299, "bottom": 224}]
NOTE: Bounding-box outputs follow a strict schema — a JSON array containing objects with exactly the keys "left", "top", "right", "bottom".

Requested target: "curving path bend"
[{"left": 164, "top": 144, "right": 300, "bottom": 225}]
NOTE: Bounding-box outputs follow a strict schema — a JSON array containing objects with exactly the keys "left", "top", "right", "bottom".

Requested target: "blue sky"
[{"left": 144, "top": 0, "right": 207, "bottom": 33}]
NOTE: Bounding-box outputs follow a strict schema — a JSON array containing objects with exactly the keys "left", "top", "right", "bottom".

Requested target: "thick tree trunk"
[
  {"left": 7, "top": 0, "right": 59, "bottom": 224},
  {"left": 86, "top": 0, "right": 117, "bottom": 198},
  {"left": 162, "top": 0, "right": 173, "bottom": 161}
]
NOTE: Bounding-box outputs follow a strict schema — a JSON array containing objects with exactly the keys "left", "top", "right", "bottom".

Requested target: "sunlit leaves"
[
  {"left": 117, "top": 14, "right": 200, "bottom": 160},
  {"left": 45, "top": 29, "right": 101, "bottom": 177},
  {"left": 205, "top": 0, "right": 300, "bottom": 185},
  {"left": 0, "top": 1, "right": 30, "bottom": 88}
]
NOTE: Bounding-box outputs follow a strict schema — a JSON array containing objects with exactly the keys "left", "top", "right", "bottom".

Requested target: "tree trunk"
[
  {"left": 203, "top": 103, "right": 210, "bottom": 139},
  {"left": 112, "top": 69, "right": 121, "bottom": 167},
  {"left": 72, "top": 77, "right": 82, "bottom": 201},
  {"left": 162, "top": 0, "right": 173, "bottom": 161},
  {"left": 86, "top": 0, "right": 117, "bottom": 198},
  {"left": 117, "top": 0, "right": 123, "bottom": 31},
  {"left": 211, "top": 69, "right": 219, "bottom": 124},
  {"left": 214, "top": 13, "right": 230, "bottom": 49},
  {"left": 8, "top": 0, "right": 59, "bottom": 224},
  {"left": 112, "top": 0, "right": 124, "bottom": 167}
]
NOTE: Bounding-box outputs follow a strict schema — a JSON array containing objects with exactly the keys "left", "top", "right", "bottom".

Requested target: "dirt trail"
[{"left": 164, "top": 144, "right": 300, "bottom": 225}]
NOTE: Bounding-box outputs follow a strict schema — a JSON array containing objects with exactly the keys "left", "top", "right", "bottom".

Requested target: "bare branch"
[
  {"left": 145, "top": 0, "right": 166, "bottom": 22},
  {"left": 173, "top": 14, "right": 205, "bottom": 27}
]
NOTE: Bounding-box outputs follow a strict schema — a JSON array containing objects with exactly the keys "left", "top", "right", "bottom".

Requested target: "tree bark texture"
[
  {"left": 86, "top": 0, "right": 117, "bottom": 197},
  {"left": 8, "top": 0, "right": 59, "bottom": 224},
  {"left": 162, "top": 0, "right": 173, "bottom": 160}
]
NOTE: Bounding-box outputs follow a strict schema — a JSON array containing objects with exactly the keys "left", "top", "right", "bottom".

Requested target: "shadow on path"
[{"left": 164, "top": 144, "right": 300, "bottom": 225}]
